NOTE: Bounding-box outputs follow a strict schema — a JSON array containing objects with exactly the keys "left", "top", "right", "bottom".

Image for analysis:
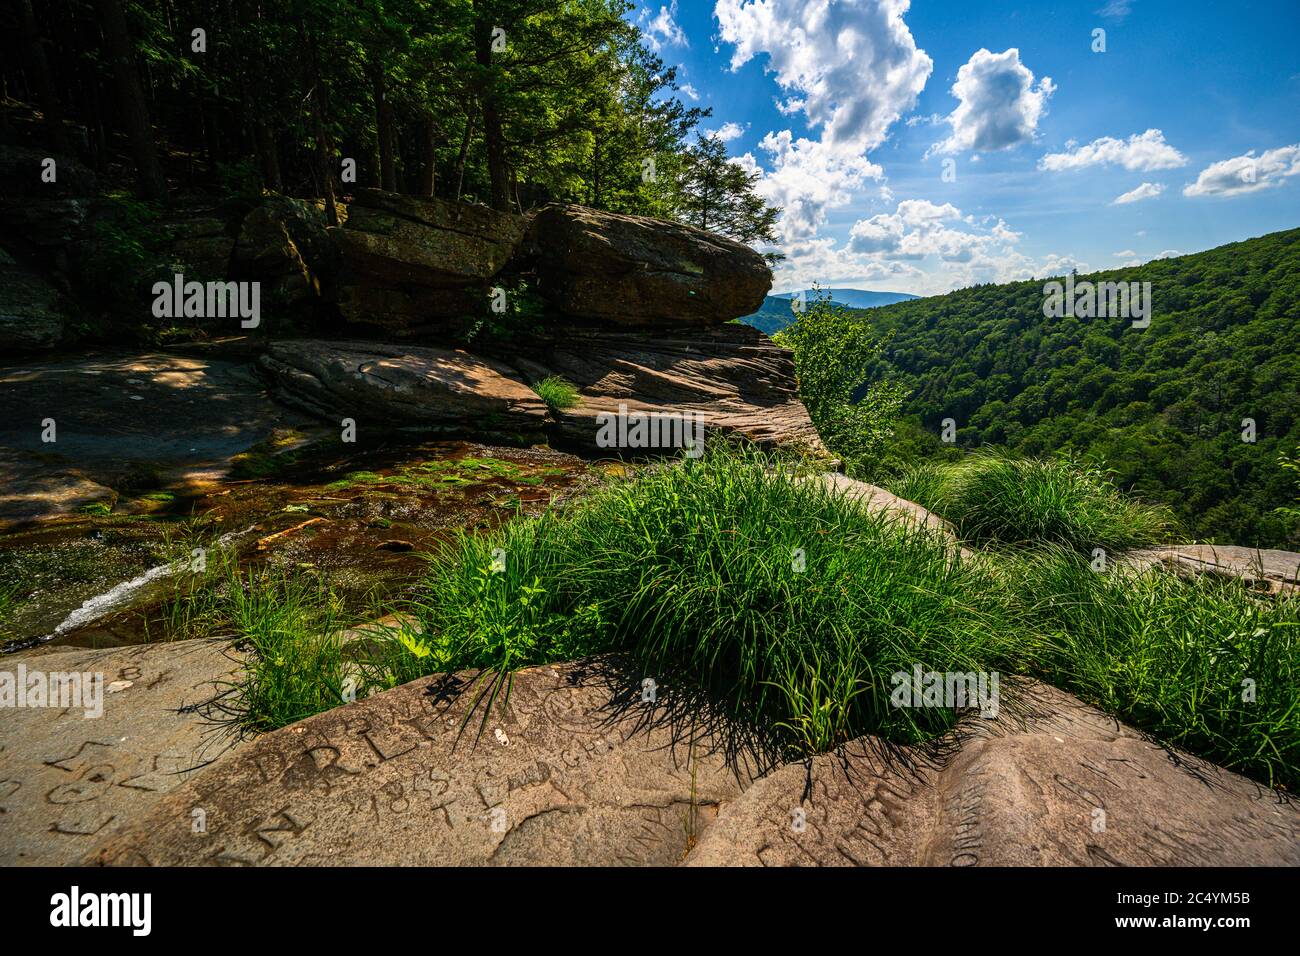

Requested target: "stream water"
[{"left": 0, "top": 440, "right": 600, "bottom": 653}]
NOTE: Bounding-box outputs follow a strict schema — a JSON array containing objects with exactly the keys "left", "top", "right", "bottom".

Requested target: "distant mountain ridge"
[{"left": 742, "top": 288, "right": 920, "bottom": 334}]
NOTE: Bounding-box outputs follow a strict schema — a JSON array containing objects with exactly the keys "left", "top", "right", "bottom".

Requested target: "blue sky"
[{"left": 633, "top": 0, "right": 1300, "bottom": 295}]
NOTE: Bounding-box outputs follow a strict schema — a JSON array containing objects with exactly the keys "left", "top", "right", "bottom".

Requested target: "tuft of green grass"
[
  {"left": 1005, "top": 546, "right": 1300, "bottom": 791},
  {"left": 890, "top": 449, "right": 1175, "bottom": 553},
  {"left": 532, "top": 375, "right": 580, "bottom": 413},
  {"left": 395, "top": 443, "right": 1012, "bottom": 755},
  {"left": 151, "top": 548, "right": 357, "bottom": 732}
]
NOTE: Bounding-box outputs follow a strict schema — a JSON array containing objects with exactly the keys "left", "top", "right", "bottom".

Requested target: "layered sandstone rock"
[
  {"left": 257, "top": 339, "right": 549, "bottom": 436},
  {"left": 0, "top": 640, "right": 246, "bottom": 866},
  {"left": 77, "top": 660, "right": 1300, "bottom": 867},
  {"left": 328, "top": 189, "right": 525, "bottom": 334},
  {"left": 513, "top": 323, "right": 828, "bottom": 456}
]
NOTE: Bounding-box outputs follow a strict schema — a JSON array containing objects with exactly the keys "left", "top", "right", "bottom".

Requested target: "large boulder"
[
  {"left": 512, "top": 323, "right": 829, "bottom": 457},
  {"left": 258, "top": 339, "right": 548, "bottom": 437},
  {"left": 0, "top": 248, "right": 66, "bottom": 350},
  {"left": 328, "top": 189, "right": 524, "bottom": 334},
  {"left": 0, "top": 144, "right": 98, "bottom": 199},
  {"left": 232, "top": 197, "right": 336, "bottom": 308},
  {"left": 525, "top": 204, "right": 772, "bottom": 326}
]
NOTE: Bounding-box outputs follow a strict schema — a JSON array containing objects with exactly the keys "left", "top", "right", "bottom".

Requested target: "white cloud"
[
  {"left": 706, "top": 121, "right": 748, "bottom": 142},
  {"left": 715, "top": 0, "right": 931, "bottom": 243},
  {"left": 678, "top": 82, "right": 700, "bottom": 101},
  {"left": 849, "top": 199, "right": 1010, "bottom": 264},
  {"left": 742, "top": 132, "right": 884, "bottom": 240},
  {"left": 932, "top": 48, "right": 1054, "bottom": 155},
  {"left": 1153, "top": 249, "right": 1182, "bottom": 259},
  {"left": 1096, "top": 0, "right": 1134, "bottom": 19},
  {"left": 1113, "top": 249, "right": 1137, "bottom": 258},
  {"left": 639, "top": 1, "right": 688, "bottom": 51},
  {"left": 1039, "top": 129, "right": 1186, "bottom": 172},
  {"left": 715, "top": 0, "right": 932, "bottom": 153},
  {"left": 1183, "top": 144, "right": 1300, "bottom": 197},
  {"left": 1112, "top": 181, "right": 1165, "bottom": 204}
]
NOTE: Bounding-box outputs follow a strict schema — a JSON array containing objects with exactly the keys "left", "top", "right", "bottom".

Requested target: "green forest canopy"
[
  {"left": 3, "top": 0, "right": 776, "bottom": 239},
  {"left": 860, "top": 227, "right": 1300, "bottom": 549}
]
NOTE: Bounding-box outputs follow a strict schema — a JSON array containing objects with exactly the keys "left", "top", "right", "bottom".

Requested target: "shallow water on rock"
[{"left": 0, "top": 439, "right": 598, "bottom": 652}]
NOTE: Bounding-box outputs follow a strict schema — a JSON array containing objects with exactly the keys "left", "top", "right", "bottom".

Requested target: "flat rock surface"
[
  {"left": 517, "top": 324, "right": 829, "bottom": 457},
  {"left": 684, "top": 680, "right": 1300, "bottom": 866},
  {"left": 0, "top": 639, "right": 246, "bottom": 865},
  {"left": 84, "top": 660, "right": 769, "bottom": 866},
  {"left": 1127, "top": 544, "right": 1300, "bottom": 595},
  {"left": 0, "top": 350, "right": 312, "bottom": 524},
  {"left": 76, "top": 659, "right": 1300, "bottom": 867},
  {"left": 258, "top": 339, "right": 549, "bottom": 435},
  {"left": 813, "top": 473, "right": 957, "bottom": 537}
]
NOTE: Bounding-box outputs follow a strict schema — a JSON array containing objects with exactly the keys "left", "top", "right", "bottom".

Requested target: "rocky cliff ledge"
[{"left": 0, "top": 171, "right": 823, "bottom": 457}]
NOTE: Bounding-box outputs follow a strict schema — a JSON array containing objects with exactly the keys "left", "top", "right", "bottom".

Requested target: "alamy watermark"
[
  {"left": 152, "top": 273, "right": 261, "bottom": 328},
  {"left": 1, "top": 665, "right": 103, "bottom": 718},
  {"left": 890, "top": 665, "right": 1000, "bottom": 718},
  {"left": 595, "top": 403, "right": 704, "bottom": 458},
  {"left": 1043, "top": 273, "right": 1151, "bottom": 328}
]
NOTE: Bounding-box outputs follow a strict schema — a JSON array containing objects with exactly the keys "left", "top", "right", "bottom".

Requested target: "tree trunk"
[
  {"left": 298, "top": 18, "right": 338, "bottom": 226},
  {"left": 473, "top": 10, "right": 510, "bottom": 211},
  {"left": 94, "top": 0, "right": 167, "bottom": 202},
  {"left": 453, "top": 105, "right": 475, "bottom": 201},
  {"left": 18, "top": 0, "right": 70, "bottom": 153},
  {"left": 414, "top": 110, "right": 436, "bottom": 197},
  {"left": 370, "top": 57, "right": 397, "bottom": 191},
  {"left": 254, "top": 121, "right": 282, "bottom": 191}
]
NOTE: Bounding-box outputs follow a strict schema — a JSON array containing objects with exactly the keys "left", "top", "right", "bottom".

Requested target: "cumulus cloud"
[
  {"left": 1039, "top": 129, "right": 1186, "bottom": 172},
  {"left": 678, "top": 82, "right": 700, "bottom": 101},
  {"left": 931, "top": 48, "right": 1054, "bottom": 155},
  {"left": 715, "top": 0, "right": 931, "bottom": 243},
  {"left": 639, "top": 1, "right": 688, "bottom": 51},
  {"left": 772, "top": 236, "right": 926, "bottom": 293},
  {"left": 740, "top": 132, "right": 884, "bottom": 240},
  {"left": 1183, "top": 144, "right": 1300, "bottom": 197},
  {"left": 1112, "top": 181, "right": 1164, "bottom": 204},
  {"left": 848, "top": 199, "right": 1007, "bottom": 264},
  {"left": 715, "top": 0, "right": 932, "bottom": 153},
  {"left": 706, "top": 121, "right": 748, "bottom": 142}
]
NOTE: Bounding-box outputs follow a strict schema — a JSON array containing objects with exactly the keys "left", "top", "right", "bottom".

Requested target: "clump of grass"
[
  {"left": 152, "top": 548, "right": 357, "bottom": 731},
  {"left": 224, "top": 566, "right": 354, "bottom": 732},
  {"left": 891, "top": 449, "right": 1175, "bottom": 553},
  {"left": 1006, "top": 547, "right": 1300, "bottom": 791},
  {"left": 532, "top": 375, "right": 580, "bottom": 413},
  {"left": 394, "top": 443, "right": 1012, "bottom": 755}
]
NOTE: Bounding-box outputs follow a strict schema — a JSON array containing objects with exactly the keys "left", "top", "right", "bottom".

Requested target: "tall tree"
[
  {"left": 94, "top": 0, "right": 168, "bottom": 201},
  {"left": 674, "top": 133, "right": 779, "bottom": 246}
]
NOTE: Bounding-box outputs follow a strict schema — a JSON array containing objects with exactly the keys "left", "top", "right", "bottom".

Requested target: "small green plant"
[
  {"left": 86, "top": 193, "right": 168, "bottom": 303},
  {"left": 772, "top": 288, "right": 906, "bottom": 478},
  {"left": 532, "top": 376, "right": 580, "bottom": 413},
  {"left": 150, "top": 547, "right": 360, "bottom": 731}
]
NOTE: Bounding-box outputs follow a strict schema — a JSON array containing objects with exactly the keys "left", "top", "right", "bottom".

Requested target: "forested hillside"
[{"left": 862, "top": 228, "right": 1300, "bottom": 548}]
